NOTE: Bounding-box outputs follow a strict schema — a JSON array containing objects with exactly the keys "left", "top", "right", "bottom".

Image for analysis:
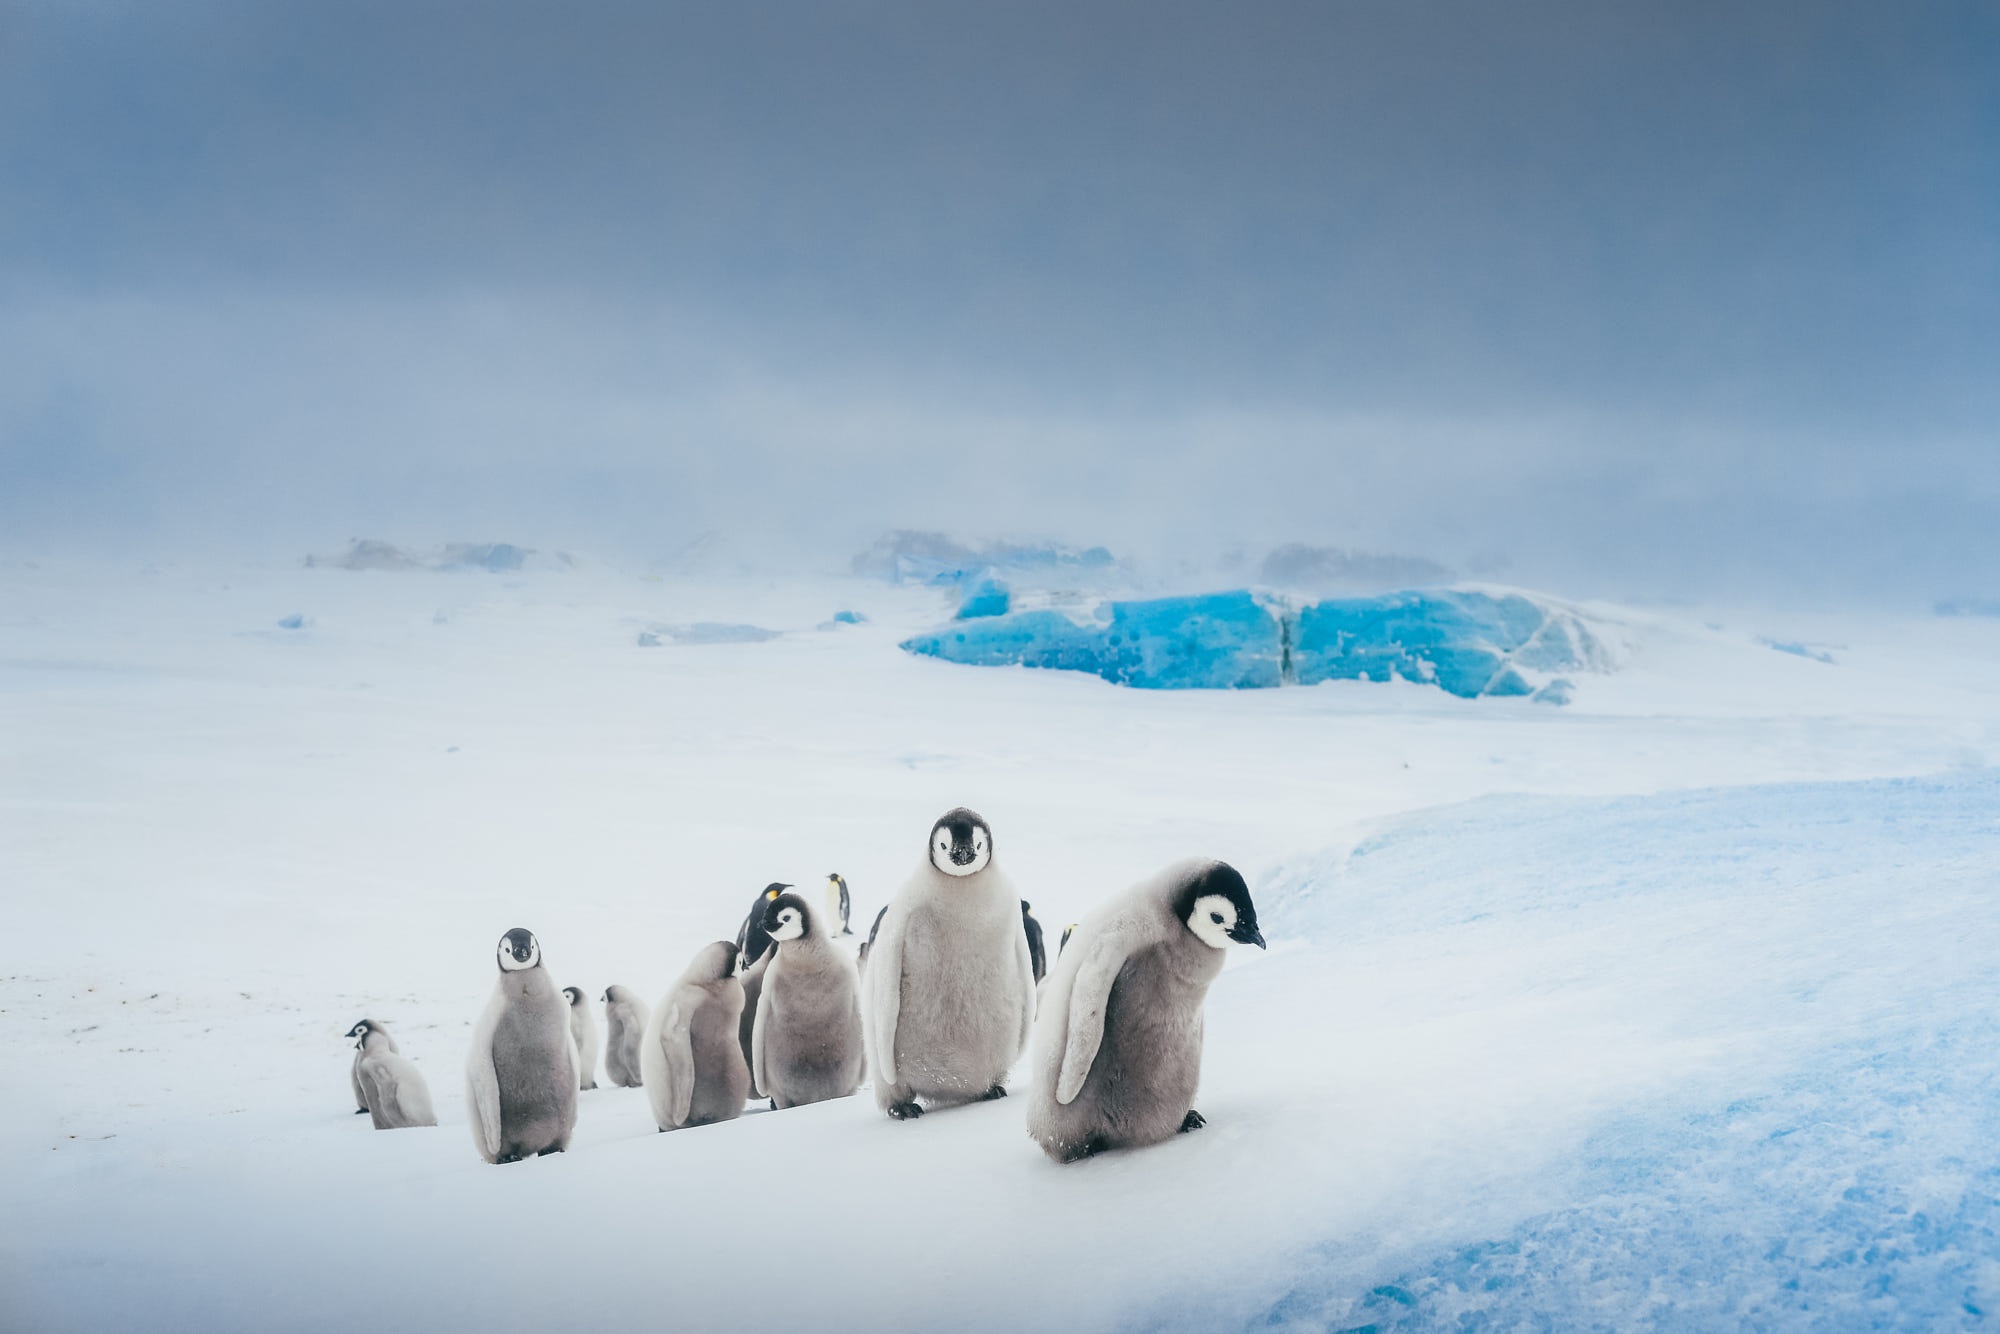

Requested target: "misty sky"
[{"left": 2, "top": 1, "right": 1995, "bottom": 598}]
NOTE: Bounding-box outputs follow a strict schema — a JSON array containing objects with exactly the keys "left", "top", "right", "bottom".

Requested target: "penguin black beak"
[
  {"left": 950, "top": 845, "right": 976, "bottom": 866},
  {"left": 1231, "top": 925, "right": 1267, "bottom": 949}
]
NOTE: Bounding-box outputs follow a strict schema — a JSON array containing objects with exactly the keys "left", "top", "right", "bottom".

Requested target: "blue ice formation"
[
  {"left": 275, "top": 613, "right": 308, "bottom": 630},
  {"left": 955, "top": 571, "right": 1012, "bottom": 619},
  {"left": 901, "top": 588, "right": 1605, "bottom": 699},
  {"left": 852, "top": 531, "right": 1115, "bottom": 587},
  {"left": 830, "top": 610, "right": 867, "bottom": 625},
  {"left": 1759, "top": 637, "right": 1838, "bottom": 664}
]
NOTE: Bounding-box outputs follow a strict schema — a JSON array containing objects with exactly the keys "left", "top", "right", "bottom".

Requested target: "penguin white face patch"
[
  {"left": 768, "top": 906, "right": 806, "bottom": 941},
  {"left": 497, "top": 930, "right": 541, "bottom": 972},
  {"left": 1185, "top": 894, "right": 1239, "bottom": 950},
  {"left": 931, "top": 824, "right": 991, "bottom": 878}
]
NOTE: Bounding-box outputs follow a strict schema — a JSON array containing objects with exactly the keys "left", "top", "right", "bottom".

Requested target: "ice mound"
[
  {"left": 305, "top": 540, "right": 547, "bottom": 573},
  {"left": 902, "top": 588, "right": 1608, "bottom": 698},
  {"left": 637, "top": 622, "right": 781, "bottom": 647},
  {"left": 816, "top": 610, "right": 869, "bottom": 630},
  {"left": 852, "top": 531, "right": 1116, "bottom": 587},
  {"left": 955, "top": 571, "right": 1012, "bottom": 619},
  {"left": 1759, "top": 637, "right": 1838, "bottom": 664}
]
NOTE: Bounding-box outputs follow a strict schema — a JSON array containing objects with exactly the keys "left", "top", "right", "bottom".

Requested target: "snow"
[
  {"left": 903, "top": 587, "right": 1612, "bottom": 698},
  {"left": 5, "top": 555, "right": 2000, "bottom": 1331}
]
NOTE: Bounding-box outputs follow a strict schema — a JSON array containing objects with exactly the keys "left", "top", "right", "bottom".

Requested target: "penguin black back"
[
  {"left": 1021, "top": 901, "right": 1047, "bottom": 983},
  {"left": 736, "top": 882, "right": 792, "bottom": 966}
]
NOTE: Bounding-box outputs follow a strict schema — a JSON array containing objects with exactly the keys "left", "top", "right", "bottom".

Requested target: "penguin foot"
[
  {"left": 1179, "top": 1110, "right": 1206, "bottom": 1133},
  {"left": 978, "top": 1084, "right": 1008, "bottom": 1101},
  {"left": 1060, "top": 1134, "right": 1107, "bottom": 1163},
  {"left": 887, "top": 1101, "right": 925, "bottom": 1120},
  {"left": 496, "top": 1153, "right": 522, "bottom": 1165},
  {"left": 354, "top": 1108, "right": 369, "bottom": 1115},
  {"left": 769, "top": 1098, "right": 778, "bottom": 1112},
  {"left": 537, "top": 1145, "right": 563, "bottom": 1157}
]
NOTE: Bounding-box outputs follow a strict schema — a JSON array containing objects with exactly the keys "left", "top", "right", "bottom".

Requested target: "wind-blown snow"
[{"left": 4, "top": 557, "right": 2000, "bottom": 1332}]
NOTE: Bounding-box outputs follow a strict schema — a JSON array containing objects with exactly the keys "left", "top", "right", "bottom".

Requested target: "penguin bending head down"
[
  {"left": 561, "top": 986, "right": 601, "bottom": 1090},
  {"left": 352, "top": 1020, "right": 437, "bottom": 1130},
  {"left": 600, "top": 985, "right": 651, "bottom": 1088},
  {"left": 753, "top": 890, "right": 865, "bottom": 1109},
  {"left": 1025, "top": 859, "right": 1264, "bottom": 1163},
  {"left": 861, "top": 807, "right": 1037, "bottom": 1120},
  {"left": 466, "top": 928, "right": 578, "bottom": 1164},
  {"left": 642, "top": 941, "right": 752, "bottom": 1131}
]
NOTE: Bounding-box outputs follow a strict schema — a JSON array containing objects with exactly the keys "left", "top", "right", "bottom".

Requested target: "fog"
[{"left": 3, "top": 0, "right": 1994, "bottom": 601}]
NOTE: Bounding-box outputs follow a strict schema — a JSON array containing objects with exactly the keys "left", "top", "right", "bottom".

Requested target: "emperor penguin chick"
[
  {"left": 601, "top": 985, "right": 650, "bottom": 1088},
  {"left": 353, "top": 1023, "right": 437, "bottom": 1129},
  {"left": 1026, "top": 859, "right": 1265, "bottom": 1163},
  {"left": 734, "top": 883, "right": 789, "bottom": 1098},
  {"left": 345, "top": 1019, "right": 399, "bottom": 1114},
  {"left": 561, "top": 987, "right": 601, "bottom": 1090},
  {"left": 753, "top": 891, "right": 865, "bottom": 1109},
  {"left": 642, "top": 941, "right": 751, "bottom": 1130},
  {"left": 467, "top": 928, "right": 578, "bottom": 1163},
  {"left": 862, "top": 808, "right": 1036, "bottom": 1119}
]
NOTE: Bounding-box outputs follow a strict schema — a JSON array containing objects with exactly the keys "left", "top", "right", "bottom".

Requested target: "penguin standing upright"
[
  {"left": 353, "top": 1023, "right": 438, "bottom": 1129},
  {"left": 824, "top": 873, "right": 854, "bottom": 937},
  {"left": 1025, "top": 859, "right": 1265, "bottom": 1163},
  {"left": 561, "top": 987, "right": 601, "bottom": 1090},
  {"left": 641, "top": 941, "right": 751, "bottom": 1131},
  {"left": 752, "top": 890, "right": 865, "bottom": 1109},
  {"left": 734, "top": 883, "right": 788, "bottom": 1098},
  {"left": 466, "top": 928, "right": 578, "bottom": 1163},
  {"left": 861, "top": 808, "right": 1035, "bottom": 1119},
  {"left": 345, "top": 1019, "right": 398, "bottom": 1114},
  {"left": 601, "top": 985, "right": 650, "bottom": 1088},
  {"left": 1021, "top": 901, "right": 1047, "bottom": 984}
]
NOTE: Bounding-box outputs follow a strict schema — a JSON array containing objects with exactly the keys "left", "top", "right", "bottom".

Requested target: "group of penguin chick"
[{"left": 345, "top": 806, "right": 1265, "bottom": 1166}]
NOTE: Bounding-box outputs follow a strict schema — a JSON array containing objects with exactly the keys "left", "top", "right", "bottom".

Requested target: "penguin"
[
  {"left": 561, "top": 986, "right": 601, "bottom": 1090},
  {"left": 641, "top": 941, "right": 751, "bottom": 1131},
  {"left": 1059, "top": 923, "right": 1079, "bottom": 956},
  {"left": 1021, "top": 901, "right": 1047, "bottom": 984},
  {"left": 466, "top": 927, "right": 578, "bottom": 1163},
  {"left": 735, "top": 883, "right": 789, "bottom": 1098},
  {"left": 861, "top": 807, "right": 1036, "bottom": 1119},
  {"left": 353, "top": 1022, "right": 437, "bottom": 1130},
  {"left": 856, "top": 904, "right": 889, "bottom": 978},
  {"left": 601, "top": 985, "right": 650, "bottom": 1088},
  {"left": 1025, "top": 859, "right": 1265, "bottom": 1163},
  {"left": 752, "top": 890, "right": 865, "bottom": 1109},
  {"left": 345, "top": 1019, "right": 398, "bottom": 1114},
  {"left": 824, "top": 873, "right": 854, "bottom": 936}
]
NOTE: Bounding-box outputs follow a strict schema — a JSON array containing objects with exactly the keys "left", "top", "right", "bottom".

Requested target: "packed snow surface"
[
  {"left": 5, "top": 555, "right": 2000, "bottom": 1332},
  {"left": 903, "top": 587, "right": 1611, "bottom": 697}
]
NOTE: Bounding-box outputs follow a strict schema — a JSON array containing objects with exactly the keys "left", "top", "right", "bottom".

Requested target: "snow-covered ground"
[{"left": 4, "top": 555, "right": 1999, "bottom": 1331}]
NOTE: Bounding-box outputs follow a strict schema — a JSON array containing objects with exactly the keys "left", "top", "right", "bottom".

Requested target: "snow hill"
[{"left": 3, "top": 555, "right": 2000, "bottom": 1331}]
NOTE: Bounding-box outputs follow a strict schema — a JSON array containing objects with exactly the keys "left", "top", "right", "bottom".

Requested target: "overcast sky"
[{"left": 2, "top": 0, "right": 1994, "bottom": 598}]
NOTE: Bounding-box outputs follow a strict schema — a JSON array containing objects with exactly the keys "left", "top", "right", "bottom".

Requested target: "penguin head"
[
  {"left": 694, "top": 940, "right": 740, "bottom": 981},
  {"left": 762, "top": 891, "right": 813, "bottom": 942},
  {"left": 928, "top": 807, "right": 992, "bottom": 878},
  {"left": 1173, "top": 862, "right": 1266, "bottom": 951},
  {"left": 345, "top": 1019, "right": 376, "bottom": 1045},
  {"left": 561, "top": 986, "right": 583, "bottom": 1007},
  {"left": 496, "top": 928, "right": 541, "bottom": 972},
  {"left": 1059, "top": 924, "right": 1078, "bottom": 955},
  {"left": 827, "top": 872, "right": 846, "bottom": 891}
]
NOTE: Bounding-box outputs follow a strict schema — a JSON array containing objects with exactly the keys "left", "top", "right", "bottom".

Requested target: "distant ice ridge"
[
  {"left": 305, "top": 540, "right": 564, "bottom": 573},
  {"left": 901, "top": 588, "right": 1612, "bottom": 699},
  {"left": 852, "top": 530, "right": 1116, "bottom": 587}
]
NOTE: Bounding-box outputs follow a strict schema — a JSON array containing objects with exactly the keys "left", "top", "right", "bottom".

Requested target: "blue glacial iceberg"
[
  {"left": 901, "top": 588, "right": 1608, "bottom": 698},
  {"left": 955, "top": 571, "right": 1012, "bottom": 619}
]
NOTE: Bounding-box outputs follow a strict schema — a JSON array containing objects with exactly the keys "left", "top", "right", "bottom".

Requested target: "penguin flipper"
[
  {"left": 750, "top": 980, "right": 773, "bottom": 1101},
  {"left": 866, "top": 910, "right": 906, "bottom": 1088},
  {"left": 1056, "top": 926, "right": 1135, "bottom": 1106},
  {"left": 466, "top": 991, "right": 507, "bottom": 1161},
  {"left": 662, "top": 1002, "right": 694, "bottom": 1128}
]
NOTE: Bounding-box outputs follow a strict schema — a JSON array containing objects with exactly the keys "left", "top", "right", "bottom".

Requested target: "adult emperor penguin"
[
  {"left": 353, "top": 1022, "right": 438, "bottom": 1129},
  {"left": 1021, "top": 901, "right": 1048, "bottom": 984},
  {"left": 345, "top": 1019, "right": 399, "bottom": 1114},
  {"left": 824, "top": 873, "right": 854, "bottom": 937},
  {"left": 1059, "top": 923, "right": 1079, "bottom": 957},
  {"left": 561, "top": 986, "right": 601, "bottom": 1090},
  {"left": 641, "top": 941, "right": 751, "bottom": 1130},
  {"left": 1025, "top": 859, "right": 1264, "bottom": 1163},
  {"left": 601, "top": 985, "right": 650, "bottom": 1088},
  {"left": 467, "top": 928, "right": 578, "bottom": 1164},
  {"left": 862, "top": 807, "right": 1036, "bottom": 1119},
  {"left": 734, "top": 883, "right": 789, "bottom": 1097},
  {"left": 753, "top": 890, "right": 865, "bottom": 1109}
]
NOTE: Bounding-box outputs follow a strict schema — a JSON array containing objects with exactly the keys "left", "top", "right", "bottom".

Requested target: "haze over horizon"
[{"left": 3, "top": 1, "right": 1994, "bottom": 604}]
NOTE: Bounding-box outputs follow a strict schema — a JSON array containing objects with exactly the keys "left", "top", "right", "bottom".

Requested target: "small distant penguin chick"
[
  {"left": 601, "top": 985, "right": 651, "bottom": 1088},
  {"left": 1026, "top": 859, "right": 1264, "bottom": 1164},
  {"left": 753, "top": 891, "right": 865, "bottom": 1109},
  {"left": 1021, "top": 901, "right": 1047, "bottom": 984},
  {"left": 353, "top": 1022, "right": 437, "bottom": 1129},
  {"left": 734, "top": 883, "right": 789, "bottom": 1098},
  {"left": 345, "top": 1019, "right": 399, "bottom": 1114},
  {"left": 467, "top": 928, "right": 578, "bottom": 1164},
  {"left": 642, "top": 941, "right": 751, "bottom": 1130},
  {"left": 862, "top": 807, "right": 1036, "bottom": 1120},
  {"left": 824, "top": 873, "right": 853, "bottom": 936},
  {"left": 561, "top": 986, "right": 601, "bottom": 1090}
]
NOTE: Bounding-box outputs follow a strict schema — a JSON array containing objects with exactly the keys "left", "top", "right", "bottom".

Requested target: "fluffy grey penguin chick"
[
  {"left": 345, "top": 1019, "right": 399, "bottom": 1114},
  {"left": 735, "top": 883, "right": 789, "bottom": 1098},
  {"left": 753, "top": 891, "right": 865, "bottom": 1109},
  {"left": 642, "top": 941, "right": 751, "bottom": 1130},
  {"left": 601, "top": 985, "right": 651, "bottom": 1088},
  {"left": 353, "top": 1023, "right": 437, "bottom": 1129},
  {"left": 1026, "top": 859, "right": 1265, "bottom": 1163},
  {"left": 467, "top": 928, "right": 578, "bottom": 1163},
  {"left": 862, "top": 807, "right": 1036, "bottom": 1119},
  {"left": 561, "top": 986, "right": 601, "bottom": 1090}
]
